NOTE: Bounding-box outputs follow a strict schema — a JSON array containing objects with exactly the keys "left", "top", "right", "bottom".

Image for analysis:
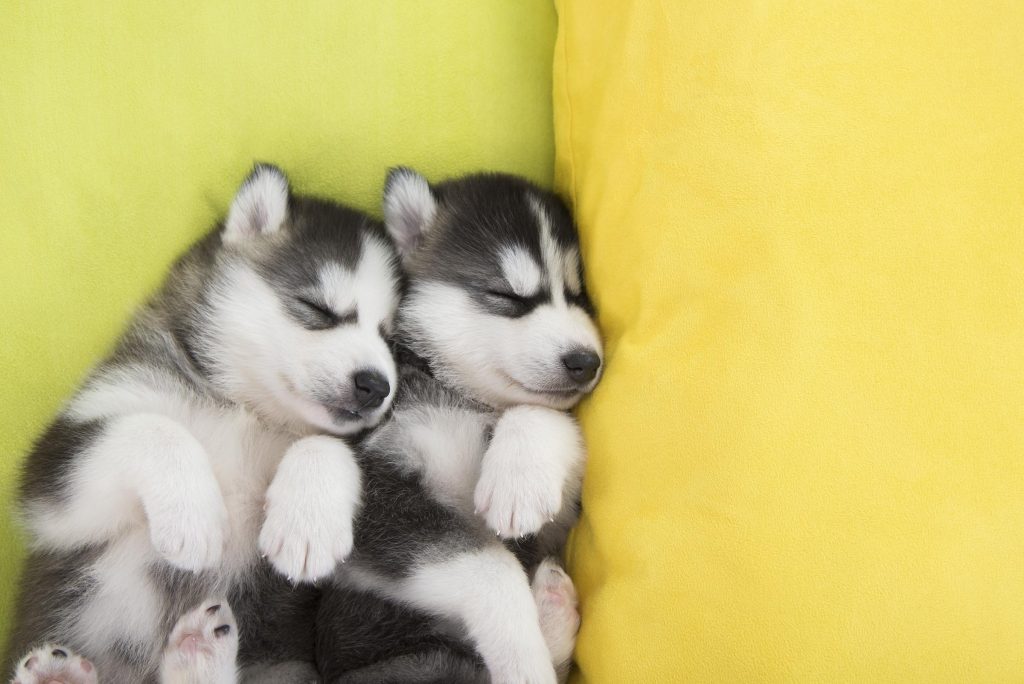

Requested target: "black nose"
[
  {"left": 353, "top": 370, "right": 390, "bottom": 409},
  {"left": 561, "top": 349, "right": 601, "bottom": 384}
]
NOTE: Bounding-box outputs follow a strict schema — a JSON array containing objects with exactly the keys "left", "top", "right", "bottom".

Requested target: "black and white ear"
[
  {"left": 223, "top": 163, "right": 290, "bottom": 244},
  {"left": 383, "top": 167, "right": 437, "bottom": 260}
]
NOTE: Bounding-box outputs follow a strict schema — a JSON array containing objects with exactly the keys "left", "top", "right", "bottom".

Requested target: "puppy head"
[
  {"left": 203, "top": 164, "right": 400, "bottom": 435},
  {"left": 384, "top": 168, "right": 603, "bottom": 410}
]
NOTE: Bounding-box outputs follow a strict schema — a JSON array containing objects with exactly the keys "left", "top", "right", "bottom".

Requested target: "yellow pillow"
[
  {"left": 556, "top": 1, "right": 1024, "bottom": 681},
  {"left": 0, "top": 1, "right": 556, "bottom": 642}
]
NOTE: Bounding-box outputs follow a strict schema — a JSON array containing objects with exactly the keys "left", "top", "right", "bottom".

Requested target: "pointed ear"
[
  {"left": 223, "top": 163, "right": 290, "bottom": 244},
  {"left": 382, "top": 167, "right": 437, "bottom": 260}
]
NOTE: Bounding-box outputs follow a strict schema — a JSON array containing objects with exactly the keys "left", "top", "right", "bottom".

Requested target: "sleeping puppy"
[
  {"left": 310, "top": 169, "right": 603, "bottom": 682},
  {"left": 6, "top": 165, "right": 401, "bottom": 683}
]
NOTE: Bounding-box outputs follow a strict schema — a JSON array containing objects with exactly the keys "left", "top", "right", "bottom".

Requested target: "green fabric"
[{"left": 0, "top": 2, "right": 555, "bottom": 639}]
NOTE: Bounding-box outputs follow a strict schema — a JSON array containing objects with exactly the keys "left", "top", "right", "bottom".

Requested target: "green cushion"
[{"left": 0, "top": 1, "right": 555, "bottom": 642}]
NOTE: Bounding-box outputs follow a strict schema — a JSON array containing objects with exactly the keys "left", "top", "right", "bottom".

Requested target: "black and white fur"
[
  {"left": 311, "top": 169, "right": 603, "bottom": 682},
  {"left": 5, "top": 165, "right": 402, "bottom": 682}
]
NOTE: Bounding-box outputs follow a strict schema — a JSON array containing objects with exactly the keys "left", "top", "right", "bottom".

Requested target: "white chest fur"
[
  {"left": 381, "top": 403, "right": 493, "bottom": 514},
  {"left": 36, "top": 365, "right": 295, "bottom": 576}
]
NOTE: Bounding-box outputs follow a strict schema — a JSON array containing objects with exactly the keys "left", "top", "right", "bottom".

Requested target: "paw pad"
[
  {"left": 13, "top": 643, "right": 97, "bottom": 684},
  {"left": 160, "top": 598, "right": 239, "bottom": 681},
  {"left": 532, "top": 558, "right": 581, "bottom": 666}
]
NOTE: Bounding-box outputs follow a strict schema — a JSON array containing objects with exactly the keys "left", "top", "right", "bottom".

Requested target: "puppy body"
[
  {"left": 313, "top": 170, "right": 603, "bottom": 683},
  {"left": 6, "top": 166, "right": 401, "bottom": 682}
]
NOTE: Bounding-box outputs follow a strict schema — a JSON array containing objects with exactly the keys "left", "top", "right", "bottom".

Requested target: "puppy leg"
[
  {"left": 25, "top": 414, "right": 227, "bottom": 572},
  {"left": 159, "top": 599, "right": 238, "bottom": 684},
  {"left": 259, "top": 436, "right": 361, "bottom": 582},
  {"left": 396, "top": 546, "right": 557, "bottom": 684},
  {"left": 474, "top": 406, "right": 585, "bottom": 538},
  {"left": 531, "top": 558, "right": 580, "bottom": 682},
  {"left": 10, "top": 644, "right": 96, "bottom": 684}
]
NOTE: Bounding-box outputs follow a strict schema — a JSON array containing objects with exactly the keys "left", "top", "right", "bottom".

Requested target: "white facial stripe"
[
  {"left": 318, "top": 263, "right": 357, "bottom": 316},
  {"left": 315, "top": 237, "right": 399, "bottom": 329},
  {"left": 499, "top": 246, "right": 543, "bottom": 297},
  {"left": 528, "top": 196, "right": 566, "bottom": 308},
  {"left": 562, "top": 246, "right": 582, "bottom": 296},
  {"left": 354, "top": 235, "right": 400, "bottom": 329}
]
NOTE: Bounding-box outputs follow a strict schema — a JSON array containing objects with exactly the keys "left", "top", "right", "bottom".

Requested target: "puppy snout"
[
  {"left": 353, "top": 370, "right": 391, "bottom": 409},
  {"left": 561, "top": 348, "right": 601, "bottom": 385}
]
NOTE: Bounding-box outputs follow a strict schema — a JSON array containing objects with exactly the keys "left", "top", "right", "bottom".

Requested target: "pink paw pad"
[
  {"left": 532, "top": 558, "right": 582, "bottom": 670},
  {"left": 160, "top": 598, "right": 238, "bottom": 682},
  {"left": 534, "top": 561, "right": 580, "bottom": 629},
  {"left": 167, "top": 601, "right": 235, "bottom": 659},
  {"left": 12, "top": 644, "right": 97, "bottom": 684}
]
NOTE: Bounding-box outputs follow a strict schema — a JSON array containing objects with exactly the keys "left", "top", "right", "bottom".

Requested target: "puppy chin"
[
  {"left": 322, "top": 403, "right": 393, "bottom": 436},
  {"left": 540, "top": 393, "right": 583, "bottom": 411},
  {"left": 521, "top": 389, "right": 583, "bottom": 411},
  {"left": 363, "top": 407, "right": 388, "bottom": 428},
  {"left": 319, "top": 418, "right": 365, "bottom": 436},
  {"left": 273, "top": 394, "right": 358, "bottom": 436},
  {"left": 477, "top": 370, "right": 584, "bottom": 411},
  {"left": 269, "top": 386, "right": 392, "bottom": 436},
  {"left": 320, "top": 409, "right": 382, "bottom": 436},
  {"left": 507, "top": 370, "right": 592, "bottom": 410}
]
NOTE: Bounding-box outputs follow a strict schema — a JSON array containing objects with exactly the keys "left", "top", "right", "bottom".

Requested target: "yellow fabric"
[
  {"left": 0, "top": 2, "right": 556, "bottom": 639},
  {"left": 556, "top": 1, "right": 1024, "bottom": 681}
]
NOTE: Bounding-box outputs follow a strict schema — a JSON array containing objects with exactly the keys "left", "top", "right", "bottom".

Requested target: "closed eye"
[
  {"left": 486, "top": 289, "right": 529, "bottom": 304},
  {"left": 297, "top": 296, "right": 335, "bottom": 319},
  {"left": 296, "top": 297, "right": 357, "bottom": 328},
  {"left": 483, "top": 288, "right": 543, "bottom": 318}
]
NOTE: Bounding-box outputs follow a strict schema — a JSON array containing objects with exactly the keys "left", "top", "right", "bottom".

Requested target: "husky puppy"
[
  {"left": 312, "top": 169, "right": 604, "bottom": 683},
  {"left": 5, "top": 165, "right": 401, "bottom": 683}
]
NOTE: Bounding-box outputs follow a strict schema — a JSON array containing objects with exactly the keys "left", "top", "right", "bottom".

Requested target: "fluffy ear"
[
  {"left": 223, "top": 163, "right": 290, "bottom": 243},
  {"left": 383, "top": 167, "right": 437, "bottom": 260}
]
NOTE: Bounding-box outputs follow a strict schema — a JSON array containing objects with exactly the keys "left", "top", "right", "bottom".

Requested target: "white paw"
[
  {"left": 474, "top": 406, "right": 584, "bottom": 540},
  {"left": 147, "top": 481, "right": 228, "bottom": 572},
  {"left": 258, "top": 436, "right": 360, "bottom": 582},
  {"left": 159, "top": 599, "right": 238, "bottom": 684},
  {"left": 532, "top": 558, "right": 580, "bottom": 669},
  {"left": 11, "top": 644, "right": 97, "bottom": 684},
  {"left": 474, "top": 440, "right": 564, "bottom": 540},
  {"left": 259, "top": 498, "right": 353, "bottom": 583}
]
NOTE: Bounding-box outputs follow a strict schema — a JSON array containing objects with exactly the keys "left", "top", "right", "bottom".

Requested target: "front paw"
[
  {"left": 12, "top": 644, "right": 97, "bottom": 684},
  {"left": 258, "top": 436, "right": 360, "bottom": 582},
  {"left": 148, "top": 483, "right": 228, "bottom": 572},
  {"left": 258, "top": 497, "right": 353, "bottom": 582},
  {"left": 474, "top": 444, "right": 563, "bottom": 539}
]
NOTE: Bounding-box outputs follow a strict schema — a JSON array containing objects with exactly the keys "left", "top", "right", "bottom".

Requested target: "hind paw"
[
  {"left": 159, "top": 599, "right": 238, "bottom": 684},
  {"left": 11, "top": 644, "right": 96, "bottom": 684},
  {"left": 532, "top": 558, "right": 580, "bottom": 668}
]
